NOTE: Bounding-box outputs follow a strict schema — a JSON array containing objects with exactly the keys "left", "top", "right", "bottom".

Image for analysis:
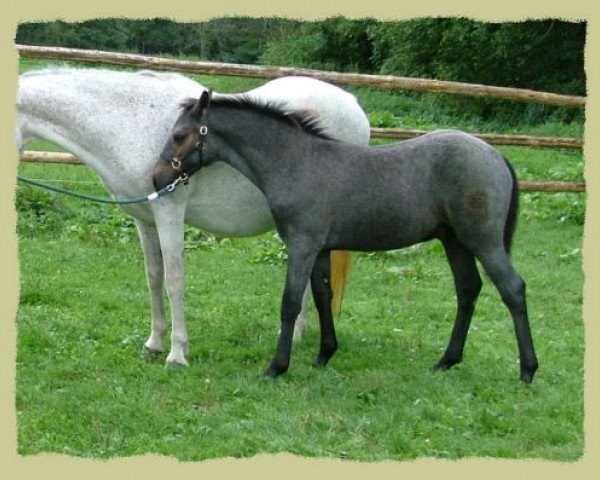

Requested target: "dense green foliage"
[
  {"left": 16, "top": 17, "right": 302, "bottom": 63},
  {"left": 17, "top": 17, "right": 585, "bottom": 93}
]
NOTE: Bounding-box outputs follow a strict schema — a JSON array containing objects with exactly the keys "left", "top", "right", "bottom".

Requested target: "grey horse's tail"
[{"left": 503, "top": 156, "right": 519, "bottom": 254}]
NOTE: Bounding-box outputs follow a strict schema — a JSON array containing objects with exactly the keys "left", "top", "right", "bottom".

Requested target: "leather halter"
[{"left": 168, "top": 124, "right": 208, "bottom": 186}]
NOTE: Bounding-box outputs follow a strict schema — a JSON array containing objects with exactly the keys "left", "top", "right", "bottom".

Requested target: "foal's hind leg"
[
  {"left": 434, "top": 233, "right": 482, "bottom": 372},
  {"left": 476, "top": 247, "right": 538, "bottom": 383},
  {"left": 310, "top": 251, "right": 338, "bottom": 368}
]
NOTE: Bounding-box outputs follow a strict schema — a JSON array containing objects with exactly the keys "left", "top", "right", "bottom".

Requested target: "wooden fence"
[
  {"left": 17, "top": 45, "right": 586, "bottom": 193},
  {"left": 17, "top": 45, "right": 585, "bottom": 107}
]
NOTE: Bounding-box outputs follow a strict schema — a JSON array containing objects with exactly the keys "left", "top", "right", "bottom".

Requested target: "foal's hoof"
[
  {"left": 520, "top": 362, "right": 538, "bottom": 384},
  {"left": 311, "top": 347, "right": 337, "bottom": 369},
  {"left": 311, "top": 356, "right": 330, "bottom": 369},
  {"left": 433, "top": 354, "right": 462, "bottom": 372},
  {"left": 263, "top": 362, "right": 288, "bottom": 378},
  {"left": 520, "top": 371, "right": 534, "bottom": 384}
]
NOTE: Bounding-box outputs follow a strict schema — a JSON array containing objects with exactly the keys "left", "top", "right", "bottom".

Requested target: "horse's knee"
[
  {"left": 146, "top": 268, "right": 164, "bottom": 293},
  {"left": 282, "top": 297, "right": 303, "bottom": 324},
  {"left": 499, "top": 276, "right": 526, "bottom": 310},
  {"left": 164, "top": 269, "right": 184, "bottom": 298},
  {"left": 458, "top": 276, "right": 482, "bottom": 303}
]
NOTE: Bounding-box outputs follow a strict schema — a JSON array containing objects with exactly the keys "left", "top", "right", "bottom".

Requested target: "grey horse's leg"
[
  {"left": 152, "top": 202, "right": 190, "bottom": 367},
  {"left": 265, "top": 241, "right": 318, "bottom": 378},
  {"left": 434, "top": 232, "right": 482, "bottom": 371},
  {"left": 476, "top": 246, "right": 538, "bottom": 383},
  {"left": 136, "top": 220, "right": 168, "bottom": 357},
  {"left": 310, "top": 250, "right": 338, "bottom": 367}
]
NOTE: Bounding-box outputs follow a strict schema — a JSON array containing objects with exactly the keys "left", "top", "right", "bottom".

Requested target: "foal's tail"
[
  {"left": 503, "top": 156, "right": 520, "bottom": 254},
  {"left": 330, "top": 250, "right": 352, "bottom": 316}
]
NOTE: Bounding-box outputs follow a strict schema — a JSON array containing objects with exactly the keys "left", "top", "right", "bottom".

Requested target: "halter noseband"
[{"left": 168, "top": 124, "right": 209, "bottom": 184}]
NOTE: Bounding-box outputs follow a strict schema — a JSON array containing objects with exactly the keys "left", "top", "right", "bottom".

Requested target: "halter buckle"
[
  {"left": 199, "top": 125, "right": 208, "bottom": 135},
  {"left": 171, "top": 157, "right": 181, "bottom": 169}
]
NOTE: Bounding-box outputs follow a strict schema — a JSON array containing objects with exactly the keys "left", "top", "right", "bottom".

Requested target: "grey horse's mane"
[{"left": 180, "top": 93, "right": 332, "bottom": 140}]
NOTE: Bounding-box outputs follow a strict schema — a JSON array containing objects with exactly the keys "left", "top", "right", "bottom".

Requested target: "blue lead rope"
[{"left": 16, "top": 174, "right": 185, "bottom": 205}]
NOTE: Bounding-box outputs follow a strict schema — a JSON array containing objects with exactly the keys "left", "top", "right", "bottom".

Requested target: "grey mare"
[{"left": 153, "top": 91, "right": 539, "bottom": 383}]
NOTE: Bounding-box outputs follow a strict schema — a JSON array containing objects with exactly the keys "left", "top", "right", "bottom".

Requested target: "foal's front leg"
[
  {"left": 291, "top": 284, "right": 311, "bottom": 342},
  {"left": 265, "top": 243, "right": 318, "bottom": 377}
]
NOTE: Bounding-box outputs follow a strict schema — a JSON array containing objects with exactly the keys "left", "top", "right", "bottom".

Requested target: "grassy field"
[{"left": 15, "top": 59, "right": 585, "bottom": 461}]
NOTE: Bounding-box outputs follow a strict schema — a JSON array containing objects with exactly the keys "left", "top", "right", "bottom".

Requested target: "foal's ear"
[{"left": 193, "top": 89, "right": 212, "bottom": 118}]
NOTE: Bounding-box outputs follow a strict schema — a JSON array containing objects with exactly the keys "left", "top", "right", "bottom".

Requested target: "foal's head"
[{"left": 152, "top": 89, "right": 212, "bottom": 191}]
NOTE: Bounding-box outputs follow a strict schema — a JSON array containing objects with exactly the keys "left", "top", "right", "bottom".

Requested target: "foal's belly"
[
  {"left": 329, "top": 225, "right": 436, "bottom": 252},
  {"left": 185, "top": 162, "right": 275, "bottom": 237},
  {"left": 327, "top": 203, "right": 439, "bottom": 252}
]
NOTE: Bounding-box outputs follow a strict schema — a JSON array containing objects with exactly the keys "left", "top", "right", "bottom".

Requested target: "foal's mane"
[{"left": 180, "top": 94, "right": 332, "bottom": 140}]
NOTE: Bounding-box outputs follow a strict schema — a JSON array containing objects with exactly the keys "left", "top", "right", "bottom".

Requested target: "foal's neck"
[{"left": 209, "top": 104, "right": 329, "bottom": 183}]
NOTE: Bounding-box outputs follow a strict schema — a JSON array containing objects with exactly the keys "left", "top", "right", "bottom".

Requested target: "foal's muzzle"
[
  {"left": 152, "top": 161, "right": 181, "bottom": 191},
  {"left": 152, "top": 145, "right": 204, "bottom": 192}
]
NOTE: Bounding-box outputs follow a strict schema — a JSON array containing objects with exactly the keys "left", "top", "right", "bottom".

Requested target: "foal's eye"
[{"left": 173, "top": 133, "right": 186, "bottom": 144}]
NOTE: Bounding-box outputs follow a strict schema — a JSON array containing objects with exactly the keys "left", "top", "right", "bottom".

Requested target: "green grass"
[
  {"left": 15, "top": 58, "right": 585, "bottom": 461},
  {"left": 16, "top": 196, "right": 584, "bottom": 460}
]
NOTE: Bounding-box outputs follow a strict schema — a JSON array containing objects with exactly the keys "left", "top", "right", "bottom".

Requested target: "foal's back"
[{"left": 309, "top": 130, "right": 513, "bottom": 252}]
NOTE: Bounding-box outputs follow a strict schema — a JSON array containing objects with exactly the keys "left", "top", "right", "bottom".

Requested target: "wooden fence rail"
[
  {"left": 17, "top": 45, "right": 586, "bottom": 108},
  {"left": 19, "top": 151, "right": 585, "bottom": 193},
  {"left": 371, "top": 128, "right": 582, "bottom": 149}
]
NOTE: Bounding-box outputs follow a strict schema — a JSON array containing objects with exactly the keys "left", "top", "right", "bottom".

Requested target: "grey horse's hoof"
[
  {"left": 141, "top": 345, "right": 164, "bottom": 360},
  {"left": 165, "top": 355, "right": 190, "bottom": 369},
  {"left": 165, "top": 362, "right": 188, "bottom": 370}
]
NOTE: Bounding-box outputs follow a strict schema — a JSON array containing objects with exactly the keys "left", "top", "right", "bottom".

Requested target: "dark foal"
[{"left": 153, "top": 90, "right": 538, "bottom": 383}]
